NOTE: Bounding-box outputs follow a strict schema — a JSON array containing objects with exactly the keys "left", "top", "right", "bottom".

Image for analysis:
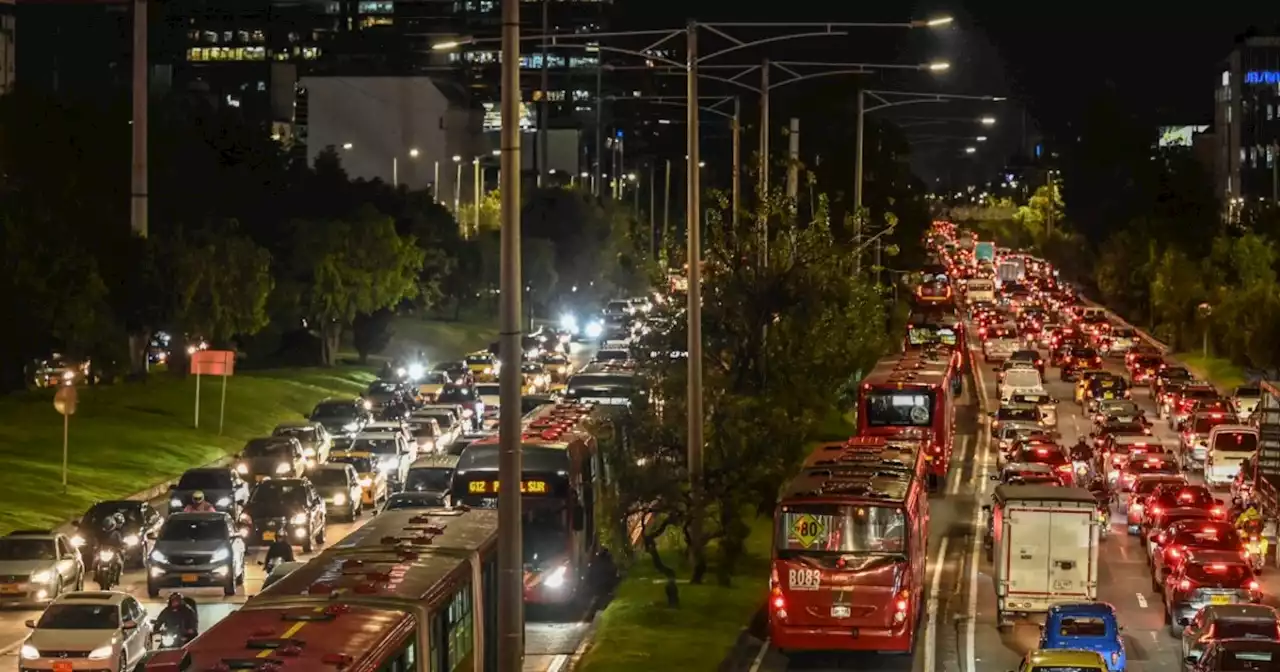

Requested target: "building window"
[
  {"left": 251, "top": 30, "right": 265, "bottom": 43},
  {"left": 568, "top": 55, "right": 598, "bottom": 68},
  {"left": 1249, "top": 146, "right": 1257, "bottom": 168},
  {"left": 572, "top": 89, "right": 591, "bottom": 101},
  {"left": 1269, "top": 145, "right": 1275, "bottom": 168},
  {"left": 446, "top": 587, "right": 473, "bottom": 670},
  {"left": 203, "top": 30, "right": 218, "bottom": 44},
  {"left": 1241, "top": 147, "right": 1247, "bottom": 165},
  {"left": 1223, "top": 70, "right": 1230, "bottom": 87}
]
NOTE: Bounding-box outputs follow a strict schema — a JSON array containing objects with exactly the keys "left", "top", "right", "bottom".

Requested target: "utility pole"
[
  {"left": 633, "top": 172, "right": 640, "bottom": 218},
  {"left": 732, "top": 97, "right": 741, "bottom": 230},
  {"left": 663, "top": 159, "right": 671, "bottom": 267},
  {"left": 853, "top": 89, "right": 865, "bottom": 275},
  {"left": 538, "top": 0, "right": 549, "bottom": 186},
  {"left": 649, "top": 162, "right": 656, "bottom": 258},
  {"left": 131, "top": 0, "right": 147, "bottom": 238},
  {"left": 758, "top": 59, "right": 770, "bottom": 267},
  {"left": 497, "top": 0, "right": 524, "bottom": 667},
  {"left": 473, "top": 158, "right": 481, "bottom": 237},
  {"left": 685, "top": 19, "right": 704, "bottom": 563},
  {"left": 594, "top": 64, "right": 603, "bottom": 197},
  {"left": 786, "top": 117, "right": 800, "bottom": 203}
]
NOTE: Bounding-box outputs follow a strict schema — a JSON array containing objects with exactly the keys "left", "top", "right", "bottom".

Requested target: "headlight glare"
[
  {"left": 29, "top": 570, "right": 52, "bottom": 584},
  {"left": 70, "top": 535, "right": 85, "bottom": 548},
  {"left": 544, "top": 565, "right": 569, "bottom": 589},
  {"left": 150, "top": 550, "right": 168, "bottom": 564},
  {"left": 290, "top": 513, "right": 308, "bottom": 525},
  {"left": 123, "top": 534, "right": 140, "bottom": 547},
  {"left": 216, "top": 497, "right": 231, "bottom": 507},
  {"left": 235, "top": 463, "right": 249, "bottom": 475},
  {"left": 87, "top": 645, "right": 113, "bottom": 660},
  {"left": 275, "top": 462, "right": 292, "bottom": 474},
  {"left": 332, "top": 493, "right": 347, "bottom": 505},
  {"left": 210, "top": 548, "right": 230, "bottom": 563},
  {"left": 20, "top": 644, "right": 38, "bottom": 660}
]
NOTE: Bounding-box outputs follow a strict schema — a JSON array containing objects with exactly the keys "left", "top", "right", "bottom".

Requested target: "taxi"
[
  {"left": 327, "top": 450, "right": 389, "bottom": 508},
  {"left": 1083, "top": 375, "right": 1129, "bottom": 413},
  {"left": 540, "top": 352, "right": 573, "bottom": 383},
  {"left": 465, "top": 350, "right": 500, "bottom": 381},
  {"left": 520, "top": 361, "right": 552, "bottom": 394},
  {"left": 1016, "top": 648, "right": 1108, "bottom": 672},
  {"left": 1074, "top": 371, "right": 1114, "bottom": 405}
]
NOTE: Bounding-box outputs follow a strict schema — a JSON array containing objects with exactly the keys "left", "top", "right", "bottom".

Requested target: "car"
[
  {"left": 233, "top": 436, "right": 306, "bottom": 483},
  {"left": 271, "top": 421, "right": 333, "bottom": 467},
  {"left": 306, "top": 397, "right": 373, "bottom": 436},
  {"left": 365, "top": 420, "right": 421, "bottom": 461},
  {"left": 1061, "top": 347, "right": 1103, "bottom": 382},
  {"left": 20, "top": 591, "right": 153, "bottom": 672},
  {"left": 242, "top": 478, "right": 327, "bottom": 552},
  {"left": 1100, "top": 436, "right": 1173, "bottom": 487},
  {"left": 1092, "top": 399, "right": 1145, "bottom": 428},
  {"left": 406, "top": 417, "right": 443, "bottom": 454},
  {"left": 1074, "top": 370, "right": 1114, "bottom": 405},
  {"left": 412, "top": 407, "right": 463, "bottom": 447},
  {"left": 167, "top": 467, "right": 250, "bottom": 517},
  {"left": 1125, "top": 475, "right": 1191, "bottom": 532},
  {"left": 363, "top": 379, "right": 411, "bottom": 414},
  {"left": 307, "top": 462, "right": 365, "bottom": 521},
  {"left": 326, "top": 451, "right": 389, "bottom": 510},
  {"left": 1083, "top": 375, "right": 1130, "bottom": 413},
  {"left": 348, "top": 431, "right": 412, "bottom": 488},
  {"left": 1006, "top": 443, "right": 1074, "bottom": 485},
  {"left": 70, "top": 500, "right": 164, "bottom": 569},
  {"left": 475, "top": 383, "right": 502, "bottom": 411},
  {"left": 1193, "top": 638, "right": 1280, "bottom": 671},
  {"left": 1038, "top": 602, "right": 1125, "bottom": 672},
  {"left": 1014, "top": 648, "right": 1109, "bottom": 672},
  {"left": 1149, "top": 520, "right": 1245, "bottom": 588},
  {"left": 1142, "top": 484, "right": 1225, "bottom": 531},
  {"left": 146, "top": 512, "right": 247, "bottom": 598},
  {"left": 405, "top": 453, "right": 460, "bottom": 502},
  {"left": 1181, "top": 604, "right": 1280, "bottom": 666},
  {"left": 1118, "top": 454, "right": 1181, "bottom": 495},
  {"left": 416, "top": 371, "right": 452, "bottom": 403},
  {"left": 0, "top": 531, "right": 85, "bottom": 606},
  {"left": 1232, "top": 385, "right": 1263, "bottom": 421},
  {"left": 1128, "top": 353, "right": 1164, "bottom": 386},
  {"left": 1144, "top": 506, "right": 1213, "bottom": 556},
  {"left": 464, "top": 351, "right": 499, "bottom": 380},
  {"left": 1163, "top": 550, "right": 1261, "bottom": 633}
]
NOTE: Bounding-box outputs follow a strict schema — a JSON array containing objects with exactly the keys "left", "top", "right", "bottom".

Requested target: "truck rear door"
[
  {"left": 1006, "top": 506, "right": 1094, "bottom": 599},
  {"left": 1047, "top": 508, "right": 1094, "bottom": 599}
]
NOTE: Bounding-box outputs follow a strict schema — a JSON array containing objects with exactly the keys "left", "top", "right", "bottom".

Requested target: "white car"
[
  {"left": 475, "top": 383, "right": 501, "bottom": 411},
  {"left": 21, "top": 591, "right": 153, "bottom": 671},
  {"left": 998, "top": 368, "right": 1044, "bottom": 404},
  {"left": 0, "top": 531, "right": 85, "bottom": 607}
]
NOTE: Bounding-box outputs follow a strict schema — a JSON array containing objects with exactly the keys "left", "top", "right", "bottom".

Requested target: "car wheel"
[
  {"left": 147, "top": 582, "right": 160, "bottom": 599},
  {"left": 303, "top": 536, "right": 314, "bottom": 554},
  {"left": 223, "top": 571, "right": 237, "bottom": 597}
]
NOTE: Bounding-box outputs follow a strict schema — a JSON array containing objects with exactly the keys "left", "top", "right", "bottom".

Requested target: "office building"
[
  {"left": 0, "top": 0, "right": 12, "bottom": 96},
  {"left": 1215, "top": 35, "right": 1280, "bottom": 213}
]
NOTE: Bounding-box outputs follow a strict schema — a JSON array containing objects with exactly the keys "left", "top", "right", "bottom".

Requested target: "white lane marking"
[
  {"left": 924, "top": 536, "right": 951, "bottom": 672},
  {"left": 747, "top": 637, "right": 769, "bottom": 672},
  {"left": 948, "top": 435, "right": 969, "bottom": 496},
  {"left": 1136, "top": 593, "right": 1148, "bottom": 609},
  {"left": 547, "top": 654, "right": 570, "bottom": 672}
]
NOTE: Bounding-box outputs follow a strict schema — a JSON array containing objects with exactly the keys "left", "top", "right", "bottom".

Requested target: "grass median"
[
  {"left": 0, "top": 368, "right": 376, "bottom": 534},
  {"left": 1175, "top": 352, "right": 1247, "bottom": 391}
]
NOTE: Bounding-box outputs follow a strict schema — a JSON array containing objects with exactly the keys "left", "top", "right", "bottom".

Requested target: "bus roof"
[
  {"left": 862, "top": 352, "right": 953, "bottom": 389},
  {"left": 464, "top": 401, "right": 598, "bottom": 472},
  {"left": 801, "top": 437, "right": 924, "bottom": 473},
  {"left": 256, "top": 507, "right": 497, "bottom": 604},
  {"left": 779, "top": 469, "right": 914, "bottom": 504}
]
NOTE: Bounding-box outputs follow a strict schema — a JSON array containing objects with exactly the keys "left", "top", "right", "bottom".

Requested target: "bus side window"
[
  {"left": 376, "top": 640, "right": 418, "bottom": 672},
  {"left": 447, "top": 584, "right": 475, "bottom": 670}
]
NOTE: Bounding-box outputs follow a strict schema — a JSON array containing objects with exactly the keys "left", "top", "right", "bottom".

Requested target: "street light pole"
[
  {"left": 759, "top": 59, "right": 769, "bottom": 267},
  {"left": 131, "top": 0, "right": 147, "bottom": 238},
  {"left": 663, "top": 159, "right": 671, "bottom": 267},
  {"left": 497, "top": 0, "right": 524, "bottom": 669},
  {"left": 393, "top": 157, "right": 399, "bottom": 187},
  {"left": 649, "top": 162, "right": 656, "bottom": 256},
  {"left": 473, "top": 157, "right": 482, "bottom": 237},
  {"left": 685, "top": 19, "right": 704, "bottom": 551},
  {"left": 732, "top": 97, "right": 741, "bottom": 230},
  {"left": 854, "top": 89, "right": 865, "bottom": 275},
  {"left": 539, "top": 0, "right": 549, "bottom": 186}
]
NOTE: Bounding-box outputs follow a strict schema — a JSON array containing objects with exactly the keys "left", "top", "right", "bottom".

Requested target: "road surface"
[
  {"left": 0, "top": 342, "right": 598, "bottom": 672},
  {"left": 745, "top": 334, "right": 1267, "bottom": 672}
]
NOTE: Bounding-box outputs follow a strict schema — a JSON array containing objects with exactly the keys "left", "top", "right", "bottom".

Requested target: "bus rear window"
[
  {"left": 775, "top": 505, "right": 906, "bottom": 557},
  {"left": 865, "top": 391, "right": 934, "bottom": 427},
  {"left": 1214, "top": 432, "right": 1258, "bottom": 454}
]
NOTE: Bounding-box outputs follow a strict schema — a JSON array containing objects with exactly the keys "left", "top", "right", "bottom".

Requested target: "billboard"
[{"left": 1158, "top": 125, "right": 1208, "bottom": 148}]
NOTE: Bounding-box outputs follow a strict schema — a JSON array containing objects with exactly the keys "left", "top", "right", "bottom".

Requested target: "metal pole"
[
  {"left": 194, "top": 373, "right": 201, "bottom": 429},
  {"left": 786, "top": 117, "right": 799, "bottom": 203},
  {"left": 663, "top": 159, "right": 671, "bottom": 267},
  {"left": 474, "top": 158, "right": 482, "bottom": 236},
  {"left": 433, "top": 161, "right": 440, "bottom": 203},
  {"left": 649, "top": 162, "right": 656, "bottom": 258},
  {"left": 732, "top": 97, "right": 740, "bottom": 230},
  {"left": 454, "top": 162, "right": 463, "bottom": 213},
  {"left": 594, "top": 64, "right": 603, "bottom": 197},
  {"left": 685, "top": 19, "right": 704, "bottom": 554},
  {"left": 759, "top": 59, "right": 769, "bottom": 268},
  {"left": 130, "top": 0, "right": 147, "bottom": 238},
  {"left": 497, "top": 0, "right": 524, "bottom": 667},
  {"left": 854, "top": 89, "right": 865, "bottom": 275},
  {"left": 538, "top": 0, "right": 549, "bottom": 187},
  {"left": 62, "top": 412, "right": 68, "bottom": 493},
  {"left": 218, "top": 374, "right": 227, "bottom": 435},
  {"left": 393, "top": 157, "right": 398, "bottom": 187}
]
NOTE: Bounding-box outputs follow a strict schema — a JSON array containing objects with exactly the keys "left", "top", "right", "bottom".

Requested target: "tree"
[
  {"left": 456, "top": 189, "right": 501, "bottom": 235},
  {"left": 352, "top": 309, "right": 396, "bottom": 364},
  {"left": 287, "top": 207, "right": 425, "bottom": 365},
  {"left": 168, "top": 222, "right": 275, "bottom": 346}
]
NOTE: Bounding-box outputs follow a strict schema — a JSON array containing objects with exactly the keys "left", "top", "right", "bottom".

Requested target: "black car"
[
  {"left": 364, "top": 379, "right": 411, "bottom": 413},
  {"left": 242, "top": 479, "right": 327, "bottom": 553},
  {"left": 308, "top": 398, "right": 373, "bottom": 436},
  {"left": 71, "top": 500, "right": 163, "bottom": 568},
  {"left": 1194, "top": 638, "right": 1280, "bottom": 671},
  {"left": 438, "top": 384, "right": 483, "bottom": 428}
]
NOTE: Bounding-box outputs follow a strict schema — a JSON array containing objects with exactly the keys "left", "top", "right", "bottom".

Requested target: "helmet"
[
  {"left": 192, "top": 491, "right": 205, "bottom": 503},
  {"left": 168, "top": 592, "right": 184, "bottom": 608},
  {"left": 100, "top": 515, "right": 119, "bottom": 532}
]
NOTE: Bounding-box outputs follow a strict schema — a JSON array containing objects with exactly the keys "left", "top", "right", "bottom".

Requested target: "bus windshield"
[
  {"left": 775, "top": 504, "right": 906, "bottom": 560},
  {"left": 865, "top": 390, "right": 934, "bottom": 427},
  {"left": 523, "top": 503, "right": 569, "bottom": 564}
]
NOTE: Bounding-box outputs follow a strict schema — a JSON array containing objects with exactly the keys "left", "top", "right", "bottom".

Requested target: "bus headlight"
[{"left": 544, "top": 565, "right": 569, "bottom": 589}]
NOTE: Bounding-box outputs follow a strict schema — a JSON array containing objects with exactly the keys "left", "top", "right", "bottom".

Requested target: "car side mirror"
[
  {"left": 122, "top": 620, "right": 137, "bottom": 630},
  {"left": 24, "top": 619, "right": 36, "bottom": 629}
]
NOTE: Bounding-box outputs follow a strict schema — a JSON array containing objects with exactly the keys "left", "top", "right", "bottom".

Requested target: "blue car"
[{"left": 1039, "top": 602, "right": 1126, "bottom": 672}]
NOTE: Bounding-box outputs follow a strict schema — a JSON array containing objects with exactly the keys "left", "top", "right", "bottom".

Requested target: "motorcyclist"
[
  {"left": 184, "top": 491, "right": 217, "bottom": 513},
  {"left": 263, "top": 537, "right": 296, "bottom": 573},
  {"left": 156, "top": 592, "right": 199, "bottom": 647},
  {"left": 1235, "top": 499, "right": 1261, "bottom": 530},
  {"left": 94, "top": 514, "right": 125, "bottom": 589}
]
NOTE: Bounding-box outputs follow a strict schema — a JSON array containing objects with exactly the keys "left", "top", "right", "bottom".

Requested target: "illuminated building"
[{"left": 1215, "top": 35, "right": 1280, "bottom": 212}]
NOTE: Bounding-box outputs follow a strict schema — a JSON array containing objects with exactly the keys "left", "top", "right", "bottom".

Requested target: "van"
[
  {"left": 405, "top": 454, "right": 461, "bottom": 503},
  {"left": 1205, "top": 425, "right": 1259, "bottom": 488}
]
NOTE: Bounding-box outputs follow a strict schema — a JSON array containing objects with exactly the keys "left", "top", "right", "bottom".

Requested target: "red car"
[
  {"left": 1149, "top": 520, "right": 1245, "bottom": 588},
  {"left": 1142, "top": 484, "right": 1225, "bottom": 531}
]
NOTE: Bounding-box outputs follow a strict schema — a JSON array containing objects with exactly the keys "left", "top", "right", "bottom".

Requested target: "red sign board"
[{"left": 189, "top": 350, "right": 236, "bottom": 376}]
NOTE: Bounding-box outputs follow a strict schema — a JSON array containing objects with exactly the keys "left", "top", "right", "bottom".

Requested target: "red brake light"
[
  {"left": 1153, "top": 506, "right": 1163, "bottom": 515},
  {"left": 1210, "top": 563, "right": 1227, "bottom": 571},
  {"left": 1210, "top": 413, "right": 1223, "bottom": 419},
  {"left": 772, "top": 593, "right": 785, "bottom": 609},
  {"left": 1036, "top": 448, "right": 1049, "bottom": 455},
  {"left": 1168, "top": 547, "right": 1179, "bottom": 558},
  {"left": 1179, "top": 579, "right": 1192, "bottom": 591},
  {"left": 1249, "top": 579, "right": 1260, "bottom": 591}
]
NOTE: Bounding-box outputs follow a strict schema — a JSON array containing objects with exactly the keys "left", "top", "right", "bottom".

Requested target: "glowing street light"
[
  {"left": 927, "top": 61, "right": 951, "bottom": 72},
  {"left": 431, "top": 39, "right": 469, "bottom": 51},
  {"left": 924, "top": 16, "right": 954, "bottom": 27},
  {"left": 980, "top": 116, "right": 997, "bottom": 126},
  {"left": 342, "top": 143, "right": 353, "bottom": 150},
  {"left": 964, "top": 146, "right": 977, "bottom": 154},
  {"left": 452, "top": 155, "right": 462, "bottom": 162},
  {"left": 976, "top": 136, "right": 988, "bottom": 142},
  {"left": 409, "top": 148, "right": 420, "bottom": 158}
]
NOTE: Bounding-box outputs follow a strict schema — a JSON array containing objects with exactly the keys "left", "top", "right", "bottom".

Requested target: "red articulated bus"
[
  {"left": 801, "top": 436, "right": 928, "bottom": 483},
  {"left": 768, "top": 469, "right": 928, "bottom": 653},
  {"left": 142, "top": 507, "right": 498, "bottom": 672},
  {"left": 453, "top": 401, "right": 607, "bottom": 606},
  {"left": 857, "top": 353, "right": 960, "bottom": 490}
]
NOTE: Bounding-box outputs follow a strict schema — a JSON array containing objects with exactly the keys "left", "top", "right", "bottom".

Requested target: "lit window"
[
  {"left": 203, "top": 30, "right": 218, "bottom": 44},
  {"left": 1222, "top": 70, "right": 1230, "bottom": 87},
  {"left": 1268, "top": 145, "right": 1275, "bottom": 168},
  {"left": 572, "top": 89, "right": 591, "bottom": 101}
]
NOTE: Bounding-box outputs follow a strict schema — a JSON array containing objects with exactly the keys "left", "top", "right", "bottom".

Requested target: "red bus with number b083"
[{"left": 768, "top": 468, "right": 928, "bottom": 653}]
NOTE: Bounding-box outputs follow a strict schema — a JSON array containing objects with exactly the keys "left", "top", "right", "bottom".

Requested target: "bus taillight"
[{"left": 893, "top": 590, "right": 910, "bottom": 624}]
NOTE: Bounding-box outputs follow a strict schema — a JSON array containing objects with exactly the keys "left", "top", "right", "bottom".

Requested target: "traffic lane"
[
  {"left": 0, "top": 512, "right": 371, "bottom": 663},
  {"left": 970, "top": 353, "right": 1188, "bottom": 671},
  {"left": 750, "top": 366, "right": 985, "bottom": 672}
]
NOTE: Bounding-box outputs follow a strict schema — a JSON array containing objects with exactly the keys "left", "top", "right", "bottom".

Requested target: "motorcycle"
[
  {"left": 151, "top": 597, "right": 200, "bottom": 649},
  {"left": 93, "top": 546, "right": 123, "bottom": 591}
]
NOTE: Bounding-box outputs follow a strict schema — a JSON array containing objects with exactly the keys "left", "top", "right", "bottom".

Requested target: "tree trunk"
[
  {"left": 320, "top": 323, "right": 342, "bottom": 366},
  {"left": 127, "top": 331, "right": 150, "bottom": 378}
]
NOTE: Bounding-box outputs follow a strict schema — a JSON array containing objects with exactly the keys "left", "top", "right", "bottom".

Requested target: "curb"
[{"left": 50, "top": 455, "right": 234, "bottom": 536}]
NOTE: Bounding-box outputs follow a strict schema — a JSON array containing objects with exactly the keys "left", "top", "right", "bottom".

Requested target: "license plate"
[
  {"left": 181, "top": 574, "right": 199, "bottom": 583},
  {"left": 53, "top": 662, "right": 73, "bottom": 672},
  {"left": 262, "top": 531, "right": 276, "bottom": 541},
  {"left": 831, "top": 605, "right": 851, "bottom": 618},
  {"left": 1211, "top": 594, "right": 1232, "bottom": 605},
  {"left": 0, "top": 584, "right": 19, "bottom": 594}
]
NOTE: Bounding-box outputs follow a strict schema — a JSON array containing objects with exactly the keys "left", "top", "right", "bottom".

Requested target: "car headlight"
[
  {"left": 343, "top": 422, "right": 360, "bottom": 432},
  {"left": 123, "top": 534, "right": 140, "bottom": 547},
  {"left": 275, "top": 462, "right": 292, "bottom": 475},
  {"left": 87, "top": 645, "right": 113, "bottom": 660},
  {"left": 362, "top": 400, "right": 373, "bottom": 410},
  {"left": 463, "top": 409, "right": 474, "bottom": 418},
  {"left": 216, "top": 496, "right": 231, "bottom": 507},
  {"left": 483, "top": 367, "right": 493, "bottom": 375},
  {"left": 290, "top": 513, "right": 308, "bottom": 525},
  {"left": 62, "top": 370, "right": 75, "bottom": 381},
  {"left": 29, "top": 570, "right": 52, "bottom": 584},
  {"left": 235, "top": 463, "right": 249, "bottom": 474},
  {"left": 70, "top": 535, "right": 85, "bottom": 548},
  {"left": 332, "top": 493, "right": 347, "bottom": 505},
  {"left": 585, "top": 322, "right": 603, "bottom": 338},
  {"left": 161, "top": 633, "right": 177, "bottom": 647},
  {"left": 150, "top": 550, "right": 168, "bottom": 564},
  {"left": 358, "top": 477, "right": 373, "bottom": 488},
  {"left": 408, "top": 363, "right": 426, "bottom": 379},
  {"left": 170, "top": 498, "right": 183, "bottom": 508},
  {"left": 210, "top": 548, "right": 230, "bottom": 563},
  {"left": 97, "top": 549, "right": 115, "bottom": 562},
  {"left": 20, "top": 644, "right": 38, "bottom": 660},
  {"left": 544, "top": 565, "right": 569, "bottom": 589},
  {"left": 396, "top": 367, "right": 407, "bottom": 377},
  {"left": 302, "top": 447, "right": 316, "bottom": 459}
]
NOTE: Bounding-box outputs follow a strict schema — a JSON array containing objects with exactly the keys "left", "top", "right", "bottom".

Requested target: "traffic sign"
[
  {"left": 53, "top": 385, "right": 77, "bottom": 416},
  {"left": 790, "top": 513, "right": 825, "bottom": 549}
]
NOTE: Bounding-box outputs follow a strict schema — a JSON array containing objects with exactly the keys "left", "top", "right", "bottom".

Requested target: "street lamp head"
[
  {"left": 342, "top": 142, "right": 353, "bottom": 150},
  {"left": 980, "top": 116, "right": 997, "bottom": 126},
  {"left": 627, "top": 173, "right": 637, "bottom": 181},
  {"left": 452, "top": 155, "right": 462, "bottom": 162},
  {"left": 925, "top": 16, "right": 954, "bottom": 27},
  {"left": 431, "top": 38, "right": 470, "bottom": 51},
  {"left": 409, "top": 148, "right": 420, "bottom": 158},
  {"left": 964, "top": 146, "right": 977, "bottom": 154},
  {"left": 698, "top": 161, "right": 706, "bottom": 168},
  {"left": 491, "top": 149, "right": 501, "bottom": 156},
  {"left": 580, "top": 171, "right": 589, "bottom": 178},
  {"left": 927, "top": 61, "right": 951, "bottom": 72},
  {"left": 976, "top": 136, "right": 988, "bottom": 142}
]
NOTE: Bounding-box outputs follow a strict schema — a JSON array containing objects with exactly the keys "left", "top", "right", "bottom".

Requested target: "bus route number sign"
[
  {"left": 467, "top": 479, "right": 549, "bottom": 494},
  {"left": 791, "top": 514, "right": 825, "bottom": 549}
]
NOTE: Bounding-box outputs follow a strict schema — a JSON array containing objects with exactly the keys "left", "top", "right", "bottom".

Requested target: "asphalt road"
[
  {"left": 745, "top": 333, "right": 1272, "bottom": 672},
  {"left": 0, "top": 342, "right": 599, "bottom": 672}
]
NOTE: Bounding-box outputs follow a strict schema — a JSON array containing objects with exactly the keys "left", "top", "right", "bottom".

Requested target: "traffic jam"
[
  {"left": 0, "top": 295, "right": 675, "bottom": 672},
  {"left": 763, "top": 222, "right": 1280, "bottom": 672}
]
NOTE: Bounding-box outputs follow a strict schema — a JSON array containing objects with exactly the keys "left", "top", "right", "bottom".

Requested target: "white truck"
[
  {"left": 983, "top": 484, "right": 1100, "bottom": 630},
  {"left": 1205, "top": 424, "right": 1259, "bottom": 487},
  {"left": 999, "top": 368, "right": 1045, "bottom": 405},
  {"left": 965, "top": 278, "right": 996, "bottom": 305}
]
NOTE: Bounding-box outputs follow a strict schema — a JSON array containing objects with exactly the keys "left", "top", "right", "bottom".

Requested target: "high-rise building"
[
  {"left": 1215, "top": 35, "right": 1280, "bottom": 214},
  {"left": 0, "top": 0, "right": 12, "bottom": 96}
]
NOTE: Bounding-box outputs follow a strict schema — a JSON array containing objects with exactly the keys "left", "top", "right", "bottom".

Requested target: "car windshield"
[
  {"left": 1170, "top": 522, "right": 1240, "bottom": 548},
  {"left": 1013, "top": 394, "right": 1050, "bottom": 405},
  {"left": 37, "top": 604, "right": 119, "bottom": 630},
  {"left": 310, "top": 402, "right": 355, "bottom": 418},
  {"left": 1222, "top": 650, "right": 1280, "bottom": 668},
  {"left": 1017, "top": 446, "right": 1067, "bottom": 466},
  {"left": 997, "top": 407, "right": 1040, "bottom": 423},
  {"left": 1193, "top": 416, "right": 1232, "bottom": 433},
  {"left": 273, "top": 427, "right": 316, "bottom": 442},
  {"left": 367, "top": 382, "right": 399, "bottom": 394},
  {"left": 83, "top": 503, "right": 140, "bottom": 528},
  {"left": 1136, "top": 478, "right": 1184, "bottom": 495},
  {"left": 350, "top": 438, "right": 398, "bottom": 455},
  {"left": 477, "top": 385, "right": 500, "bottom": 396},
  {"left": 1157, "top": 488, "right": 1214, "bottom": 506},
  {"left": 865, "top": 391, "right": 934, "bottom": 427},
  {"left": 466, "top": 355, "right": 491, "bottom": 365},
  {"left": 1186, "top": 562, "right": 1250, "bottom": 584},
  {"left": 439, "top": 387, "right": 476, "bottom": 402},
  {"left": 523, "top": 504, "right": 570, "bottom": 563},
  {"left": 421, "top": 372, "right": 448, "bottom": 385},
  {"left": 1129, "top": 460, "right": 1178, "bottom": 475},
  {"left": 775, "top": 504, "right": 906, "bottom": 558},
  {"left": 308, "top": 469, "right": 348, "bottom": 487},
  {"left": 331, "top": 455, "right": 375, "bottom": 473},
  {"left": 1237, "top": 386, "right": 1262, "bottom": 398},
  {"left": 160, "top": 519, "right": 227, "bottom": 542},
  {"left": 1071, "top": 348, "right": 1097, "bottom": 359},
  {"left": 248, "top": 483, "right": 306, "bottom": 506},
  {"left": 405, "top": 468, "right": 453, "bottom": 492},
  {"left": 421, "top": 413, "right": 454, "bottom": 429},
  {"left": 1217, "top": 620, "right": 1280, "bottom": 640},
  {"left": 1056, "top": 615, "right": 1109, "bottom": 636},
  {"left": 0, "top": 538, "right": 55, "bottom": 561},
  {"left": 243, "top": 441, "right": 293, "bottom": 458},
  {"left": 176, "top": 471, "right": 231, "bottom": 490},
  {"left": 1102, "top": 422, "right": 1144, "bottom": 434},
  {"left": 1099, "top": 401, "right": 1138, "bottom": 416}
]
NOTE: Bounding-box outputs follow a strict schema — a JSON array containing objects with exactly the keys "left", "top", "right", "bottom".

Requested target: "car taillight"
[
  {"left": 1168, "top": 547, "right": 1180, "bottom": 559},
  {"left": 1153, "top": 506, "right": 1163, "bottom": 515},
  {"left": 1057, "top": 464, "right": 1072, "bottom": 472},
  {"left": 1211, "top": 507, "right": 1224, "bottom": 518},
  {"left": 1131, "top": 502, "right": 1143, "bottom": 513},
  {"left": 1249, "top": 579, "right": 1260, "bottom": 591},
  {"left": 1179, "top": 579, "right": 1192, "bottom": 591}
]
